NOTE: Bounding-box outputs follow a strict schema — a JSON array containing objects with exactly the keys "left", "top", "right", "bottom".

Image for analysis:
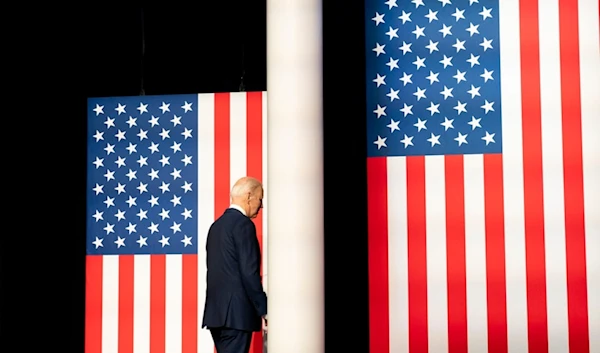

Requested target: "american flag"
[
  {"left": 365, "top": 0, "right": 599, "bottom": 352},
  {"left": 85, "top": 92, "right": 268, "bottom": 353}
]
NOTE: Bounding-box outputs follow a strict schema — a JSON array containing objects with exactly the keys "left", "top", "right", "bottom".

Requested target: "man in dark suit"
[{"left": 202, "top": 176, "right": 268, "bottom": 353}]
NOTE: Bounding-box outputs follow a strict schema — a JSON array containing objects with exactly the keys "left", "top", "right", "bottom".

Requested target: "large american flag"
[
  {"left": 365, "top": 0, "right": 599, "bottom": 352},
  {"left": 85, "top": 92, "right": 268, "bottom": 353}
]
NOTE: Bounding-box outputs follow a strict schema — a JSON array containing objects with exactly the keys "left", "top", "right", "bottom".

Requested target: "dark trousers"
[{"left": 210, "top": 327, "right": 253, "bottom": 353}]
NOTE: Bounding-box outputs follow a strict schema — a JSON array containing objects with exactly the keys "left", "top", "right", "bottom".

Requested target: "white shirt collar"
[{"left": 229, "top": 204, "right": 247, "bottom": 216}]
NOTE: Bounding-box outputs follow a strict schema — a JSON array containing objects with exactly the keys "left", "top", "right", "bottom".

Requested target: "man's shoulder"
[{"left": 214, "top": 208, "right": 252, "bottom": 227}]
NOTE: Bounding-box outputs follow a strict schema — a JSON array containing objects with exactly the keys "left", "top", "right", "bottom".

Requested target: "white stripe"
[
  {"left": 165, "top": 254, "right": 183, "bottom": 353},
  {"left": 133, "top": 255, "right": 150, "bottom": 353},
  {"left": 425, "top": 156, "right": 448, "bottom": 353},
  {"left": 538, "top": 2, "right": 570, "bottom": 351},
  {"left": 579, "top": 0, "right": 600, "bottom": 351},
  {"left": 387, "top": 156, "right": 409, "bottom": 353},
  {"left": 102, "top": 255, "right": 119, "bottom": 353},
  {"left": 463, "top": 155, "right": 488, "bottom": 352},
  {"left": 499, "top": 1, "right": 529, "bottom": 352},
  {"left": 262, "top": 92, "right": 269, "bottom": 293},
  {"left": 197, "top": 93, "right": 216, "bottom": 353},
  {"left": 230, "top": 92, "right": 247, "bottom": 188}
]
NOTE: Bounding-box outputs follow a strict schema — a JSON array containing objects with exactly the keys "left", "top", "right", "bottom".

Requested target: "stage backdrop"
[
  {"left": 85, "top": 92, "right": 268, "bottom": 353},
  {"left": 365, "top": 0, "right": 599, "bottom": 353}
]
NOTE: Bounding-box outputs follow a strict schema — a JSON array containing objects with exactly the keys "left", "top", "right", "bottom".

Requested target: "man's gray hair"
[{"left": 230, "top": 177, "right": 262, "bottom": 199}]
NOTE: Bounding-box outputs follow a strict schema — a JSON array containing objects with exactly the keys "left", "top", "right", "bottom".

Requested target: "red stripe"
[
  {"left": 85, "top": 256, "right": 103, "bottom": 353},
  {"left": 444, "top": 155, "right": 467, "bottom": 353},
  {"left": 519, "top": 0, "right": 550, "bottom": 351},
  {"left": 558, "top": 1, "right": 590, "bottom": 351},
  {"left": 118, "top": 255, "right": 135, "bottom": 353},
  {"left": 406, "top": 156, "right": 428, "bottom": 353},
  {"left": 367, "top": 157, "right": 389, "bottom": 353},
  {"left": 214, "top": 92, "right": 231, "bottom": 353},
  {"left": 483, "top": 154, "right": 508, "bottom": 353},
  {"left": 150, "top": 255, "right": 167, "bottom": 353},
  {"left": 246, "top": 92, "right": 264, "bottom": 353},
  {"left": 182, "top": 254, "right": 198, "bottom": 353}
]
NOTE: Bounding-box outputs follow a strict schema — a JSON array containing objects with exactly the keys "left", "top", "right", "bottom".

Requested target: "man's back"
[{"left": 202, "top": 208, "right": 267, "bottom": 332}]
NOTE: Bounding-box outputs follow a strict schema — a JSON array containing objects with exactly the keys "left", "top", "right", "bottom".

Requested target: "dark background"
[{"left": 6, "top": 2, "right": 368, "bottom": 351}]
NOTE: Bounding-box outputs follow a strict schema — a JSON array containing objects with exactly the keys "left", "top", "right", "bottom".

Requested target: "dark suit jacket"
[{"left": 202, "top": 208, "right": 267, "bottom": 332}]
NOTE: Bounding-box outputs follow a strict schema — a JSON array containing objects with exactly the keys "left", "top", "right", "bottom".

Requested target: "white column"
[{"left": 266, "top": 0, "right": 324, "bottom": 352}]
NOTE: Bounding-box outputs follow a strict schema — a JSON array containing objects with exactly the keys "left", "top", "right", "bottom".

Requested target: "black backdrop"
[{"left": 6, "top": 2, "right": 368, "bottom": 351}]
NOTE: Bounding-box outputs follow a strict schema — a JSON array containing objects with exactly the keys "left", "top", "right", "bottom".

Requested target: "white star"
[
  {"left": 480, "top": 37, "right": 493, "bottom": 51},
  {"left": 159, "top": 102, "right": 170, "bottom": 113},
  {"left": 137, "top": 155, "right": 148, "bottom": 167},
  {"left": 93, "top": 183, "right": 104, "bottom": 195},
  {"left": 103, "top": 223, "right": 115, "bottom": 235},
  {"left": 466, "top": 22, "right": 479, "bottom": 36},
  {"left": 385, "top": 0, "right": 398, "bottom": 9},
  {"left": 182, "top": 155, "right": 193, "bottom": 166},
  {"left": 412, "top": 25, "right": 425, "bottom": 38},
  {"left": 149, "top": 115, "right": 160, "bottom": 127},
  {"left": 413, "top": 87, "right": 427, "bottom": 101},
  {"left": 373, "top": 104, "right": 387, "bottom": 118},
  {"left": 481, "top": 100, "right": 495, "bottom": 113},
  {"left": 104, "top": 169, "right": 115, "bottom": 181},
  {"left": 126, "top": 116, "right": 137, "bottom": 127},
  {"left": 92, "top": 237, "right": 103, "bottom": 248},
  {"left": 372, "top": 43, "right": 386, "bottom": 56},
  {"left": 398, "top": 41, "right": 412, "bottom": 55},
  {"left": 181, "top": 235, "right": 193, "bottom": 247},
  {"left": 386, "top": 57, "right": 399, "bottom": 71},
  {"left": 454, "top": 132, "right": 468, "bottom": 146},
  {"left": 137, "top": 182, "right": 148, "bottom": 194},
  {"left": 93, "top": 157, "right": 104, "bottom": 169},
  {"left": 453, "top": 69, "right": 467, "bottom": 83},
  {"left": 126, "top": 222, "right": 137, "bottom": 234},
  {"left": 374, "top": 135, "right": 387, "bottom": 150},
  {"left": 159, "top": 128, "right": 170, "bottom": 140},
  {"left": 452, "top": 8, "right": 465, "bottom": 21},
  {"left": 171, "top": 142, "right": 182, "bottom": 153},
  {"left": 159, "top": 181, "right": 171, "bottom": 193},
  {"left": 159, "top": 235, "right": 170, "bottom": 247},
  {"left": 425, "top": 40, "right": 439, "bottom": 53},
  {"left": 482, "top": 131, "right": 496, "bottom": 145},
  {"left": 171, "top": 195, "right": 182, "bottom": 206},
  {"left": 452, "top": 38, "right": 466, "bottom": 52},
  {"left": 159, "top": 155, "right": 171, "bottom": 167},
  {"left": 411, "top": 0, "right": 424, "bottom": 7},
  {"left": 400, "top": 72, "right": 413, "bottom": 86},
  {"left": 182, "top": 128, "right": 193, "bottom": 139},
  {"left": 148, "top": 142, "right": 160, "bottom": 154},
  {"left": 467, "top": 85, "right": 481, "bottom": 98},
  {"left": 181, "top": 208, "right": 193, "bottom": 219},
  {"left": 426, "top": 71, "right": 439, "bottom": 84},
  {"left": 137, "top": 235, "right": 148, "bottom": 247},
  {"left": 93, "top": 130, "right": 104, "bottom": 142},
  {"left": 385, "top": 27, "right": 399, "bottom": 40},
  {"left": 398, "top": 10, "right": 411, "bottom": 24},
  {"left": 441, "top": 117, "right": 454, "bottom": 131},
  {"left": 148, "top": 169, "right": 160, "bottom": 180},
  {"left": 468, "top": 116, "right": 482, "bottom": 130},
  {"left": 148, "top": 195, "right": 159, "bottom": 207},
  {"left": 412, "top": 56, "right": 426, "bottom": 70},
  {"left": 439, "top": 0, "right": 452, "bottom": 6},
  {"left": 114, "top": 156, "right": 126, "bottom": 168},
  {"left": 400, "top": 103, "right": 413, "bottom": 117},
  {"left": 115, "top": 129, "right": 126, "bottom": 141},
  {"left": 386, "top": 88, "right": 400, "bottom": 102},
  {"left": 425, "top": 9, "right": 438, "bottom": 22},
  {"left": 387, "top": 119, "right": 400, "bottom": 133},
  {"left": 148, "top": 222, "right": 159, "bottom": 234},
  {"left": 125, "top": 196, "right": 136, "bottom": 207},
  {"left": 171, "top": 168, "right": 182, "bottom": 180},
  {"left": 481, "top": 69, "right": 494, "bottom": 82},
  {"left": 104, "top": 117, "right": 115, "bottom": 129},
  {"left": 454, "top": 101, "right": 468, "bottom": 115},
  {"left": 114, "top": 183, "right": 126, "bottom": 195},
  {"left": 137, "top": 102, "right": 148, "bottom": 114},
  {"left": 137, "top": 129, "right": 148, "bottom": 140},
  {"left": 114, "top": 236, "right": 126, "bottom": 248},
  {"left": 181, "top": 181, "right": 193, "bottom": 193},
  {"left": 115, "top": 103, "right": 126, "bottom": 115},
  {"left": 470, "top": 0, "right": 479, "bottom": 4},
  {"left": 372, "top": 12, "right": 385, "bottom": 26},
  {"left": 400, "top": 134, "right": 414, "bottom": 148},
  {"left": 171, "top": 222, "right": 182, "bottom": 233},
  {"left": 93, "top": 104, "right": 104, "bottom": 116},
  {"left": 104, "top": 196, "right": 115, "bottom": 208},
  {"left": 440, "top": 86, "right": 454, "bottom": 100},
  {"left": 414, "top": 118, "right": 427, "bottom": 131},
  {"left": 137, "top": 209, "right": 148, "bottom": 220},
  {"left": 159, "top": 208, "right": 170, "bottom": 220},
  {"left": 115, "top": 209, "right": 126, "bottom": 221},
  {"left": 426, "top": 101, "right": 440, "bottom": 116},
  {"left": 439, "top": 24, "right": 452, "bottom": 37},
  {"left": 467, "top": 54, "right": 480, "bottom": 67},
  {"left": 92, "top": 210, "right": 104, "bottom": 222},
  {"left": 440, "top": 55, "right": 453, "bottom": 68},
  {"left": 373, "top": 73, "right": 386, "bottom": 87},
  {"left": 427, "top": 133, "right": 441, "bottom": 146},
  {"left": 479, "top": 7, "right": 493, "bottom": 20},
  {"left": 181, "top": 101, "right": 193, "bottom": 112},
  {"left": 104, "top": 143, "right": 115, "bottom": 155},
  {"left": 171, "top": 115, "right": 182, "bottom": 126}
]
